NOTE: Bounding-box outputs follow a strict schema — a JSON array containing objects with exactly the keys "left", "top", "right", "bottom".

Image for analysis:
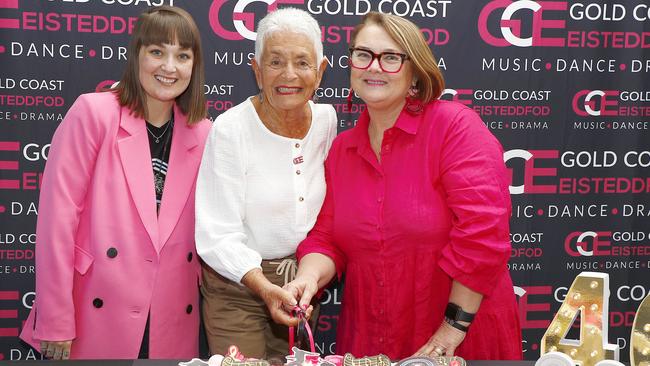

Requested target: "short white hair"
[{"left": 254, "top": 7, "right": 324, "bottom": 67}]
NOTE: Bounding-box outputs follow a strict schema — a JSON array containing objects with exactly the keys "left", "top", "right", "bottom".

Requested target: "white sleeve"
[{"left": 195, "top": 115, "right": 262, "bottom": 284}]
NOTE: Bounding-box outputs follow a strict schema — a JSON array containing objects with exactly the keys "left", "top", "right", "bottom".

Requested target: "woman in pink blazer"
[{"left": 19, "top": 6, "right": 211, "bottom": 360}]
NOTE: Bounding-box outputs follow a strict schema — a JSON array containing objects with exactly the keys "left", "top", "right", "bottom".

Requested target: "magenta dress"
[{"left": 297, "top": 100, "right": 522, "bottom": 360}]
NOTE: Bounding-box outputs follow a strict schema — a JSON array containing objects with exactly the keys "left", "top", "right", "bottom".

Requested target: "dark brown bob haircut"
[
  {"left": 350, "top": 12, "right": 445, "bottom": 103},
  {"left": 114, "top": 6, "right": 206, "bottom": 124}
]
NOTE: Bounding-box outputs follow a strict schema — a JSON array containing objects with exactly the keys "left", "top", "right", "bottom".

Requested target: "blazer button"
[
  {"left": 106, "top": 247, "right": 118, "bottom": 258},
  {"left": 186, "top": 304, "right": 193, "bottom": 314},
  {"left": 187, "top": 252, "right": 193, "bottom": 262},
  {"left": 93, "top": 298, "right": 103, "bottom": 308}
]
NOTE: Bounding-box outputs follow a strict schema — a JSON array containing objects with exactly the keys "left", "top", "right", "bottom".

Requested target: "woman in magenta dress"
[{"left": 285, "top": 12, "right": 522, "bottom": 360}]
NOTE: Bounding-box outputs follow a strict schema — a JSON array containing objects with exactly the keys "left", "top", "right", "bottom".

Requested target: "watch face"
[
  {"left": 445, "top": 303, "right": 475, "bottom": 322},
  {"left": 445, "top": 303, "right": 461, "bottom": 320}
]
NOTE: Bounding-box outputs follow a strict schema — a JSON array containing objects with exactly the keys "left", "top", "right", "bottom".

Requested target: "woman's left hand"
[{"left": 413, "top": 321, "right": 466, "bottom": 358}]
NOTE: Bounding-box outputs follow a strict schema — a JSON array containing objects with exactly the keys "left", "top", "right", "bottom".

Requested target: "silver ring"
[{"left": 433, "top": 346, "right": 445, "bottom": 355}]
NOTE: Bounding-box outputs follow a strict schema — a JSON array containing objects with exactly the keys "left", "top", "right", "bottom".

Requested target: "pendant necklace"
[{"left": 146, "top": 118, "right": 172, "bottom": 143}]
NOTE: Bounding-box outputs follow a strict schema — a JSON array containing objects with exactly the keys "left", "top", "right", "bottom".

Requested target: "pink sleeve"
[
  {"left": 33, "top": 94, "right": 103, "bottom": 341},
  {"left": 296, "top": 147, "right": 347, "bottom": 278},
  {"left": 437, "top": 108, "right": 512, "bottom": 296}
]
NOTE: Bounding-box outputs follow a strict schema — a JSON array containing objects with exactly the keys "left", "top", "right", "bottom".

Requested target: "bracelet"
[
  {"left": 444, "top": 302, "right": 476, "bottom": 332},
  {"left": 444, "top": 316, "right": 470, "bottom": 332}
]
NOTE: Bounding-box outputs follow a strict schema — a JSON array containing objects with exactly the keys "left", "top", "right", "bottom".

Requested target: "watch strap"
[{"left": 445, "top": 302, "right": 476, "bottom": 323}]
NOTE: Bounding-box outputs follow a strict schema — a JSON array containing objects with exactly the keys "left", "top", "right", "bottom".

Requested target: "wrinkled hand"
[
  {"left": 40, "top": 340, "right": 72, "bottom": 360},
  {"left": 260, "top": 284, "right": 300, "bottom": 327},
  {"left": 283, "top": 275, "right": 319, "bottom": 318},
  {"left": 414, "top": 321, "right": 466, "bottom": 358}
]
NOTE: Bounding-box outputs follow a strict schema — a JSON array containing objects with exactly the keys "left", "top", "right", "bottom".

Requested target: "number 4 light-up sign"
[{"left": 536, "top": 272, "right": 650, "bottom": 366}]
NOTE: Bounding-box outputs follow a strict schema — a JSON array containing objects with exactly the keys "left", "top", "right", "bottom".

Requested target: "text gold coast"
[
  {"left": 0, "top": 79, "right": 64, "bottom": 91},
  {"left": 307, "top": 0, "right": 451, "bottom": 17},
  {"left": 441, "top": 89, "right": 551, "bottom": 102},
  {"left": 308, "top": 0, "right": 452, "bottom": 46},
  {"left": 45, "top": 0, "right": 174, "bottom": 6},
  {"left": 0, "top": 233, "right": 36, "bottom": 245},
  {"left": 441, "top": 88, "right": 552, "bottom": 127}
]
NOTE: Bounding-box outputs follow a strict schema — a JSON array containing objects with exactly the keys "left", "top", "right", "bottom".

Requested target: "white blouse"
[{"left": 195, "top": 98, "right": 338, "bottom": 284}]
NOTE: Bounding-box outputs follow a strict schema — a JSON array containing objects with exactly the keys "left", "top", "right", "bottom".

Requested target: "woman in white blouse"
[{"left": 195, "top": 8, "right": 337, "bottom": 359}]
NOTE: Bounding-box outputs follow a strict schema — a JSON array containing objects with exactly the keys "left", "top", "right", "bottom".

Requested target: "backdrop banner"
[{"left": 1, "top": 0, "right": 649, "bottom": 361}]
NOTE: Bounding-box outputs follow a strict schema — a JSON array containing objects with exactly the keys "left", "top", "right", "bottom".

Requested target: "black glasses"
[{"left": 349, "top": 47, "right": 409, "bottom": 73}]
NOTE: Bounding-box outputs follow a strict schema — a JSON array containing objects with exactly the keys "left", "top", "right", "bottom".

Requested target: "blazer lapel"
[
  {"left": 117, "top": 107, "right": 159, "bottom": 249},
  {"left": 157, "top": 105, "right": 202, "bottom": 248}
]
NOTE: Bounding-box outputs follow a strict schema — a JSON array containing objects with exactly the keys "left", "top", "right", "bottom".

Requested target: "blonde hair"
[
  {"left": 114, "top": 6, "right": 206, "bottom": 124},
  {"left": 351, "top": 12, "right": 445, "bottom": 103}
]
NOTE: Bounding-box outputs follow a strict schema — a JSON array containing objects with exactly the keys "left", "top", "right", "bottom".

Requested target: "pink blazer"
[{"left": 19, "top": 92, "right": 211, "bottom": 359}]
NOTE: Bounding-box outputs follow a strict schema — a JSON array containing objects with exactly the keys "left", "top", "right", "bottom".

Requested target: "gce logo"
[
  {"left": 210, "top": 0, "right": 305, "bottom": 41},
  {"left": 478, "top": 0, "right": 567, "bottom": 47},
  {"left": 572, "top": 90, "right": 620, "bottom": 117},
  {"left": 563, "top": 231, "right": 616, "bottom": 257}
]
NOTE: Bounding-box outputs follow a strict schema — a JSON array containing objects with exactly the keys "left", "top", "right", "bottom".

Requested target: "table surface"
[{"left": 0, "top": 361, "right": 538, "bottom": 365}]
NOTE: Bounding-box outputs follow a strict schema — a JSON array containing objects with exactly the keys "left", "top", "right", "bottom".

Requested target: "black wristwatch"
[{"left": 444, "top": 302, "right": 476, "bottom": 332}]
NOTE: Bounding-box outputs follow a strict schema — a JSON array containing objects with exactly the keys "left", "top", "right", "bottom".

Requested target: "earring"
[
  {"left": 408, "top": 82, "right": 419, "bottom": 97},
  {"left": 405, "top": 82, "right": 423, "bottom": 115},
  {"left": 258, "top": 89, "right": 264, "bottom": 104}
]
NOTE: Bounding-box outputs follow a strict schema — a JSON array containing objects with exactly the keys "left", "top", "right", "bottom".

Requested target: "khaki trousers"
[{"left": 201, "top": 256, "right": 316, "bottom": 359}]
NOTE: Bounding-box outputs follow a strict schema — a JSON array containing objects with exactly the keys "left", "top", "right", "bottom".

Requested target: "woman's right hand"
[
  {"left": 40, "top": 340, "right": 72, "bottom": 360},
  {"left": 242, "top": 268, "right": 300, "bottom": 326},
  {"left": 259, "top": 284, "right": 302, "bottom": 327}
]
